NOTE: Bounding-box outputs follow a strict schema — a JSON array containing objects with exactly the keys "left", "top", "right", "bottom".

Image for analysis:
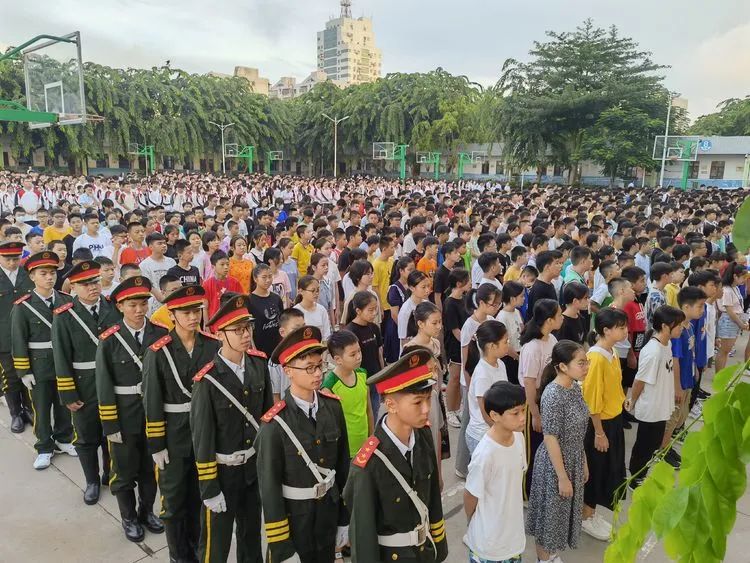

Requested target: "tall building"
[{"left": 317, "top": 0, "right": 382, "bottom": 87}]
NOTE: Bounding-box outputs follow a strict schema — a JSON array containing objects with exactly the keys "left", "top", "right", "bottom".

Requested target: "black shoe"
[
  {"left": 101, "top": 472, "right": 110, "bottom": 486},
  {"left": 628, "top": 477, "right": 644, "bottom": 490},
  {"left": 122, "top": 518, "right": 145, "bottom": 542},
  {"left": 697, "top": 388, "right": 710, "bottom": 399},
  {"left": 623, "top": 420, "right": 632, "bottom": 430},
  {"left": 623, "top": 410, "right": 638, "bottom": 423},
  {"left": 20, "top": 408, "right": 33, "bottom": 425},
  {"left": 672, "top": 425, "right": 685, "bottom": 439},
  {"left": 84, "top": 482, "right": 100, "bottom": 505},
  {"left": 139, "top": 510, "right": 165, "bottom": 534},
  {"left": 10, "top": 414, "right": 25, "bottom": 433},
  {"left": 664, "top": 449, "right": 682, "bottom": 468}
]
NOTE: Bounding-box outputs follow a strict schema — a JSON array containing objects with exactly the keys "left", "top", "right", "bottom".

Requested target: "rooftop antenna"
[{"left": 340, "top": 0, "right": 352, "bottom": 18}]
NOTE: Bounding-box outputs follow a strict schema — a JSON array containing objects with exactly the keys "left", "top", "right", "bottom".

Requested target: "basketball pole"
[
  {"left": 321, "top": 113, "right": 349, "bottom": 178},
  {"left": 659, "top": 95, "right": 673, "bottom": 189},
  {"left": 209, "top": 121, "right": 234, "bottom": 175}
]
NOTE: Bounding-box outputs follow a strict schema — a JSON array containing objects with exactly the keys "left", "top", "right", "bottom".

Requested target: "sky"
[{"left": 1, "top": 0, "right": 749, "bottom": 120}]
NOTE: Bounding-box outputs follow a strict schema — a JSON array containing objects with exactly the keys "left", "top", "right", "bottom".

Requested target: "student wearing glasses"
[{"left": 293, "top": 275, "right": 332, "bottom": 342}]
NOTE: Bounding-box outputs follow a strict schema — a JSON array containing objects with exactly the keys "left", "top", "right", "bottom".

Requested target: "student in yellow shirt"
[
  {"left": 372, "top": 235, "right": 395, "bottom": 314},
  {"left": 581, "top": 308, "right": 628, "bottom": 541},
  {"left": 664, "top": 263, "right": 684, "bottom": 308},
  {"left": 503, "top": 245, "right": 529, "bottom": 283},
  {"left": 149, "top": 275, "right": 183, "bottom": 330},
  {"left": 43, "top": 207, "right": 72, "bottom": 245},
  {"left": 291, "top": 224, "right": 314, "bottom": 277}
]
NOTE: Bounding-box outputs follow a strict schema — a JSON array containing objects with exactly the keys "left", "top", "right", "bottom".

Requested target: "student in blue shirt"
[
  {"left": 662, "top": 287, "right": 707, "bottom": 467},
  {"left": 518, "top": 265, "right": 538, "bottom": 321},
  {"left": 687, "top": 270, "right": 721, "bottom": 408}
]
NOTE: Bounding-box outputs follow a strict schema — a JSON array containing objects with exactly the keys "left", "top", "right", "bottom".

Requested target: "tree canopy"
[{"left": 690, "top": 97, "right": 750, "bottom": 136}]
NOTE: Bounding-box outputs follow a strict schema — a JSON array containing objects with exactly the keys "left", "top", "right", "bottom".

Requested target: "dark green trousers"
[
  {"left": 108, "top": 431, "right": 156, "bottom": 500},
  {"left": 28, "top": 381, "right": 73, "bottom": 453},
  {"left": 199, "top": 477, "right": 262, "bottom": 563}
]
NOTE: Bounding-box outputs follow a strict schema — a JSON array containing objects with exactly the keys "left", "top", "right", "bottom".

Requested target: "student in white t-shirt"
[
  {"left": 466, "top": 320, "right": 510, "bottom": 454},
  {"left": 138, "top": 233, "right": 176, "bottom": 304},
  {"left": 72, "top": 213, "right": 112, "bottom": 258},
  {"left": 628, "top": 305, "right": 685, "bottom": 485},
  {"left": 464, "top": 381, "right": 527, "bottom": 562}
]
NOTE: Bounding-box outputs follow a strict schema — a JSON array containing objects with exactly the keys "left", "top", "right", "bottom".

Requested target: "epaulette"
[
  {"left": 13, "top": 294, "right": 30, "bottom": 305},
  {"left": 200, "top": 330, "right": 219, "bottom": 340},
  {"left": 261, "top": 400, "right": 286, "bottom": 423},
  {"left": 246, "top": 348, "right": 267, "bottom": 359},
  {"left": 54, "top": 302, "right": 74, "bottom": 315},
  {"left": 150, "top": 334, "right": 172, "bottom": 352},
  {"left": 99, "top": 325, "right": 120, "bottom": 340},
  {"left": 319, "top": 388, "right": 340, "bottom": 401},
  {"left": 353, "top": 436, "right": 380, "bottom": 468},
  {"left": 58, "top": 291, "right": 71, "bottom": 297},
  {"left": 193, "top": 361, "right": 214, "bottom": 382}
]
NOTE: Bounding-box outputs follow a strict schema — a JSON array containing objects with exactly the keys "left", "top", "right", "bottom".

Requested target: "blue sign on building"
[{"left": 699, "top": 140, "right": 712, "bottom": 152}]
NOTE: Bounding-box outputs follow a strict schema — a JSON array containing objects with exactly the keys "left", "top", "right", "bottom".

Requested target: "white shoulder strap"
[
  {"left": 203, "top": 373, "right": 258, "bottom": 430},
  {"left": 113, "top": 331, "right": 143, "bottom": 370},
  {"left": 162, "top": 346, "right": 191, "bottom": 399},
  {"left": 67, "top": 308, "right": 99, "bottom": 345},
  {"left": 22, "top": 300, "right": 51, "bottom": 329},
  {"left": 272, "top": 412, "right": 325, "bottom": 483}
]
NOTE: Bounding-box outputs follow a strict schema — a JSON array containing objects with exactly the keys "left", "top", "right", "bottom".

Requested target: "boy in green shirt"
[{"left": 322, "top": 329, "right": 373, "bottom": 457}]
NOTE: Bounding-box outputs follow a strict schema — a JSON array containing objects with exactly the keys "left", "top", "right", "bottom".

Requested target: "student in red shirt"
[
  {"left": 202, "top": 250, "right": 243, "bottom": 319},
  {"left": 119, "top": 221, "right": 151, "bottom": 265},
  {"left": 620, "top": 266, "right": 648, "bottom": 422}
]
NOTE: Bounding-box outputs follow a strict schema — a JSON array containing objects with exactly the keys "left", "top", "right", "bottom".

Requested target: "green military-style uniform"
[
  {"left": 190, "top": 294, "right": 274, "bottom": 563},
  {"left": 95, "top": 275, "right": 167, "bottom": 543},
  {"left": 0, "top": 241, "right": 34, "bottom": 432},
  {"left": 141, "top": 282, "right": 221, "bottom": 563},
  {"left": 11, "top": 254, "right": 74, "bottom": 455},
  {"left": 52, "top": 259, "right": 120, "bottom": 504},
  {"left": 343, "top": 349, "right": 448, "bottom": 563},
  {"left": 255, "top": 325, "right": 350, "bottom": 563}
]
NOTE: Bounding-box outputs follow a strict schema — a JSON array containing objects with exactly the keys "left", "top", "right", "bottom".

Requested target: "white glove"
[
  {"left": 203, "top": 492, "right": 226, "bottom": 513},
  {"left": 152, "top": 449, "right": 170, "bottom": 470},
  {"left": 281, "top": 555, "right": 301, "bottom": 563},
  {"left": 335, "top": 525, "right": 349, "bottom": 548},
  {"left": 107, "top": 432, "right": 123, "bottom": 444},
  {"left": 21, "top": 374, "right": 35, "bottom": 389}
]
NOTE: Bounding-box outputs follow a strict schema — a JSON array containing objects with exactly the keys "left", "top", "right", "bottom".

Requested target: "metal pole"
[
  {"left": 659, "top": 96, "right": 673, "bottom": 189},
  {"left": 322, "top": 113, "right": 349, "bottom": 178},
  {"left": 220, "top": 127, "right": 225, "bottom": 174}
]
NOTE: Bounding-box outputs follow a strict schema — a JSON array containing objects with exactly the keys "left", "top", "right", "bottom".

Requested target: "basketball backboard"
[
  {"left": 652, "top": 136, "right": 700, "bottom": 162},
  {"left": 373, "top": 142, "right": 395, "bottom": 160},
  {"left": 225, "top": 143, "right": 239, "bottom": 157},
  {"left": 471, "top": 150, "right": 488, "bottom": 162},
  {"left": 23, "top": 32, "right": 86, "bottom": 129},
  {"left": 268, "top": 150, "right": 283, "bottom": 160}
]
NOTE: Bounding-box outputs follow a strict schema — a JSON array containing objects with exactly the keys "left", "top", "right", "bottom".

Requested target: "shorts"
[
  {"left": 469, "top": 550, "right": 522, "bottom": 563},
  {"left": 717, "top": 313, "right": 741, "bottom": 339}
]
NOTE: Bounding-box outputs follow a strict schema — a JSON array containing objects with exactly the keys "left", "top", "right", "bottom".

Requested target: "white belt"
[
  {"left": 163, "top": 402, "right": 191, "bottom": 413},
  {"left": 72, "top": 361, "right": 96, "bottom": 370},
  {"left": 28, "top": 341, "right": 52, "bottom": 350},
  {"left": 113, "top": 383, "right": 143, "bottom": 395},
  {"left": 215, "top": 448, "right": 255, "bottom": 465},
  {"left": 378, "top": 525, "right": 427, "bottom": 548},
  {"left": 282, "top": 466, "right": 336, "bottom": 500}
]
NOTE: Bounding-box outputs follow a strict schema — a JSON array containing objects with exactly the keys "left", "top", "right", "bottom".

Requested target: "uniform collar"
[
  {"left": 218, "top": 351, "right": 244, "bottom": 384},
  {"left": 382, "top": 415, "right": 415, "bottom": 459},
  {"left": 291, "top": 391, "right": 319, "bottom": 420}
]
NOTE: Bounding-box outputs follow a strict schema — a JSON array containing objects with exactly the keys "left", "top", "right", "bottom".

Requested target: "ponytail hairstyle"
[
  {"left": 307, "top": 252, "right": 326, "bottom": 275},
  {"left": 392, "top": 256, "right": 414, "bottom": 284},
  {"left": 538, "top": 340, "right": 585, "bottom": 404},
  {"left": 250, "top": 229, "right": 266, "bottom": 249},
  {"left": 406, "top": 270, "right": 428, "bottom": 299},
  {"left": 264, "top": 246, "right": 282, "bottom": 266},
  {"left": 465, "top": 283, "right": 502, "bottom": 315},
  {"left": 587, "top": 307, "right": 628, "bottom": 346},
  {"left": 294, "top": 275, "right": 318, "bottom": 305},
  {"left": 446, "top": 267, "right": 470, "bottom": 291},
  {"left": 501, "top": 280, "right": 524, "bottom": 304},
  {"left": 345, "top": 290, "right": 377, "bottom": 324},
  {"left": 475, "top": 319, "right": 508, "bottom": 355},
  {"left": 561, "top": 280, "right": 589, "bottom": 306},
  {"left": 252, "top": 262, "right": 271, "bottom": 281},
  {"left": 520, "top": 298, "right": 561, "bottom": 345},
  {"left": 643, "top": 305, "right": 685, "bottom": 343},
  {"left": 349, "top": 259, "right": 374, "bottom": 287}
]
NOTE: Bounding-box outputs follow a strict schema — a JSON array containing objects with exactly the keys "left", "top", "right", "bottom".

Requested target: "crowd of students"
[{"left": 1, "top": 168, "right": 749, "bottom": 563}]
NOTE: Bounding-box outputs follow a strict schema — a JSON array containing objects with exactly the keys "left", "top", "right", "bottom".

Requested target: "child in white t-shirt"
[{"left": 464, "top": 381, "right": 527, "bottom": 563}]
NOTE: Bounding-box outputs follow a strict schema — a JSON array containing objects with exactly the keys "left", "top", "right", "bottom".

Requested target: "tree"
[
  {"left": 691, "top": 97, "right": 750, "bottom": 136},
  {"left": 497, "top": 19, "right": 668, "bottom": 183}
]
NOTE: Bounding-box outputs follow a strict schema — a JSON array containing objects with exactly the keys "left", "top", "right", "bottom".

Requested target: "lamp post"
[
  {"left": 321, "top": 113, "right": 350, "bottom": 178},
  {"left": 658, "top": 94, "right": 675, "bottom": 189},
  {"left": 209, "top": 121, "right": 234, "bottom": 174}
]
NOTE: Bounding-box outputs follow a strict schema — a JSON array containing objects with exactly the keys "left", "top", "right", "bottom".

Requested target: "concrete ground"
[{"left": 1, "top": 341, "right": 749, "bottom": 562}]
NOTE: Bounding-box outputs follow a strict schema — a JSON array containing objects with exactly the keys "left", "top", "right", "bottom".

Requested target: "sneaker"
[
  {"left": 33, "top": 452, "right": 53, "bottom": 470},
  {"left": 582, "top": 516, "right": 610, "bottom": 541},
  {"left": 594, "top": 512, "right": 613, "bottom": 535},
  {"left": 455, "top": 468, "right": 466, "bottom": 479},
  {"left": 689, "top": 403, "right": 703, "bottom": 419},
  {"left": 446, "top": 411, "right": 461, "bottom": 428},
  {"left": 664, "top": 449, "right": 681, "bottom": 468},
  {"left": 552, "top": 556, "right": 565, "bottom": 563},
  {"left": 697, "top": 388, "right": 711, "bottom": 400},
  {"left": 54, "top": 441, "right": 78, "bottom": 456}
]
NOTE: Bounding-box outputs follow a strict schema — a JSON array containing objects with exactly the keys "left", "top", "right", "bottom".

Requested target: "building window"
[
  {"left": 553, "top": 165, "right": 563, "bottom": 176},
  {"left": 95, "top": 155, "right": 108, "bottom": 169},
  {"left": 495, "top": 161, "right": 504, "bottom": 175},
  {"left": 481, "top": 161, "right": 489, "bottom": 175},
  {"left": 709, "top": 160, "right": 725, "bottom": 179},
  {"left": 163, "top": 156, "right": 174, "bottom": 170},
  {"left": 688, "top": 161, "right": 699, "bottom": 179},
  {"left": 118, "top": 156, "right": 130, "bottom": 169}
]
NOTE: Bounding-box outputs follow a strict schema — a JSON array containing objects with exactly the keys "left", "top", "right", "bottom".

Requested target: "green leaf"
[
  {"left": 732, "top": 381, "right": 750, "bottom": 419},
  {"left": 679, "top": 433, "right": 708, "bottom": 486},
  {"left": 732, "top": 196, "right": 750, "bottom": 255},
  {"left": 702, "top": 390, "right": 730, "bottom": 424},
  {"left": 712, "top": 364, "right": 741, "bottom": 392},
  {"left": 652, "top": 486, "right": 689, "bottom": 536},
  {"left": 706, "top": 438, "right": 747, "bottom": 502}
]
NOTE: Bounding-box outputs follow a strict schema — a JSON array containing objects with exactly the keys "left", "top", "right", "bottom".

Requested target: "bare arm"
[
  {"left": 630, "top": 379, "right": 646, "bottom": 407},
  {"left": 477, "top": 397, "right": 493, "bottom": 426},
  {"left": 461, "top": 344, "right": 471, "bottom": 387},
  {"left": 463, "top": 490, "right": 478, "bottom": 522}
]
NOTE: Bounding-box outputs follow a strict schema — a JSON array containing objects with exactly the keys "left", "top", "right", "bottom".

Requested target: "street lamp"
[
  {"left": 321, "top": 113, "right": 350, "bottom": 178},
  {"left": 209, "top": 121, "right": 234, "bottom": 174},
  {"left": 658, "top": 94, "right": 676, "bottom": 189}
]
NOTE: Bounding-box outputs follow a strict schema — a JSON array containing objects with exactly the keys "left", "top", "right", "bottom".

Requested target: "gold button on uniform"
[
  {"left": 395, "top": 497, "right": 400, "bottom": 503},
  {"left": 246, "top": 439, "right": 252, "bottom": 445},
  {"left": 315, "top": 439, "right": 321, "bottom": 445},
  {"left": 243, "top": 390, "right": 248, "bottom": 396},
  {"left": 319, "top": 458, "right": 325, "bottom": 463},
  {"left": 419, "top": 546, "right": 425, "bottom": 552},
  {"left": 391, "top": 554, "right": 398, "bottom": 560}
]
